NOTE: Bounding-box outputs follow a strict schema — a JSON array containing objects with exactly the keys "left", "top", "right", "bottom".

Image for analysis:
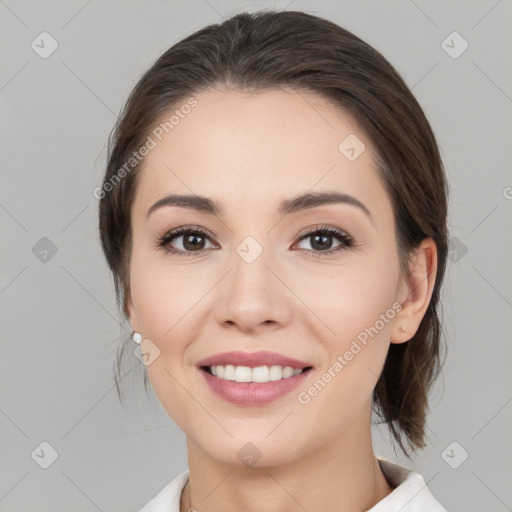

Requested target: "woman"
[{"left": 98, "top": 9, "right": 449, "bottom": 511}]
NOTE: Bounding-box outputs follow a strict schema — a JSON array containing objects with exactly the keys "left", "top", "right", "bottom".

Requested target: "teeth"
[{"left": 208, "top": 365, "right": 304, "bottom": 383}]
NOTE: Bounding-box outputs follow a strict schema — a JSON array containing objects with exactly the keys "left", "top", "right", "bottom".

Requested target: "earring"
[
  {"left": 131, "top": 331, "right": 142, "bottom": 345},
  {"left": 399, "top": 325, "right": 406, "bottom": 333}
]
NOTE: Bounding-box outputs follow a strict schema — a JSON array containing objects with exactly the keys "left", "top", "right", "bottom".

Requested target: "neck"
[{"left": 180, "top": 413, "right": 394, "bottom": 512}]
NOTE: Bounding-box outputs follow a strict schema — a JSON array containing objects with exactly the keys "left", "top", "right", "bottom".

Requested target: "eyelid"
[
  {"left": 295, "top": 224, "right": 351, "bottom": 239},
  {"left": 155, "top": 225, "right": 217, "bottom": 252},
  {"left": 156, "top": 223, "right": 355, "bottom": 256},
  {"left": 292, "top": 225, "right": 354, "bottom": 253}
]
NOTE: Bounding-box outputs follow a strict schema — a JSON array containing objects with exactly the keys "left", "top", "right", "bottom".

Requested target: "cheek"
[
  {"left": 128, "top": 251, "right": 216, "bottom": 409},
  {"left": 290, "top": 255, "right": 400, "bottom": 343},
  {"left": 290, "top": 254, "right": 399, "bottom": 398},
  {"left": 129, "top": 253, "right": 204, "bottom": 428},
  {"left": 129, "top": 246, "right": 208, "bottom": 339}
]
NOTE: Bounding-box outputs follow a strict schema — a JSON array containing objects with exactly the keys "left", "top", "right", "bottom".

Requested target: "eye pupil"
[
  {"left": 183, "top": 233, "right": 205, "bottom": 251},
  {"left": 311, "top": 233, "right": 332, "bottom": 251}
]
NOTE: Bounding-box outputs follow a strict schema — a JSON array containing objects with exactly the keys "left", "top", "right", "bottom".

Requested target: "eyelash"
[{"left": 155, "top": 224, "right": 355, "bottom": 259}]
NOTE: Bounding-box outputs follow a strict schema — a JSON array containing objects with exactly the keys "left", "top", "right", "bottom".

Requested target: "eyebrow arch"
[{"left": 146, "top": 191, "right": 372, "bottom": 221}]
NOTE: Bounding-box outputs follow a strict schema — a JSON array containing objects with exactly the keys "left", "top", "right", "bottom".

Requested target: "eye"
[
  {"left": 155, "top": 226, "right": 216, "bottom": 257},
  {"left": 155, "top": 224, "right": 354, "bottom": 258},
  {"left": 293, "top": 225, "right": 354, "bottom": 257}
]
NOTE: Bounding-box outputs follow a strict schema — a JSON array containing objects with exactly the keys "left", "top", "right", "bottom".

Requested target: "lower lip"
[{"left": 198, "top": 367, "right": 312, "bottom": 406}]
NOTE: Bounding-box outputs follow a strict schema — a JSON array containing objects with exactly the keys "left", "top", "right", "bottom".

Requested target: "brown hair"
[{"left": 98, "top": 10, "right": 448, "bottom": 457}]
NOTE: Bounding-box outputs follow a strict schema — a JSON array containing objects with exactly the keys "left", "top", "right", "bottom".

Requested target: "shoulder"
[
  {"left": 368, "top": 459, "right": 448, "bottom": 511},
  {"left": 137, "top": 470, "right": 189, "bottom": 512}
]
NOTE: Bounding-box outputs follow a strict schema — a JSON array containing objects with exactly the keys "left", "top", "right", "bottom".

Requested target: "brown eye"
[
  {"left": 294, "top": 226, "right": 354, "bottom": 257},
  {"left": 155, "top": 225, "right": 354, "bottom": 258},
  {"left": 157, "top": 227, "right": 216, "bottom": 256}
]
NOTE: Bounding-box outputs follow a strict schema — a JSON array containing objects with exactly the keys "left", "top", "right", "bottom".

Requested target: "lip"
[
  {"left": 198, "top": 366, "right": 313, "bottom": 406},
  {"left": 196, "top": 350, "right": 312, "bottom": 369}
]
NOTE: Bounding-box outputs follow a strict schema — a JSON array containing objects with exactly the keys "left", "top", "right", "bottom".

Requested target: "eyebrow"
[{"left": 146, "top": 191, "right": 372, "bottom": 221}]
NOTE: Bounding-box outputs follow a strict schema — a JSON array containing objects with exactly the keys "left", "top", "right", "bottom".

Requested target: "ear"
[
  {"left": 390, "top": 238, "right": 438, "bottom": 344},
  {"left": 125, "top": 290, "right": 138, "bottom": 332}
]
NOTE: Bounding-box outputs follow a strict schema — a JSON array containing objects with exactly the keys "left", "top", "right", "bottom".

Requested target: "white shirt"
[{"left": 138, "top": 459, "right": 447, "bottom": 512}]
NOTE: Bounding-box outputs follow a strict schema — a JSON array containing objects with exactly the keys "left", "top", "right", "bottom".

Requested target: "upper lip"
[{"left": 196, "top": 351, "right": 313, "bottom": 369}]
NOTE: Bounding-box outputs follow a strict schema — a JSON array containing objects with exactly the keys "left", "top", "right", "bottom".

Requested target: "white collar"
[
  {"left": 368, "top": 459, "right": 447, "bottom": 511},
  {"left": 138, "top": 459, "right": 447, "bottom": 512}
]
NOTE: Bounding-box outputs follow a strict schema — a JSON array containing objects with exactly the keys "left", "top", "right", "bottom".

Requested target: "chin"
[{"left": 196, "top": 434, "right": 307, "bottom": 470}]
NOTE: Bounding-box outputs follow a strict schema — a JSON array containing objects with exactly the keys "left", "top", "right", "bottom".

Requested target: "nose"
[{"left": 213, "top": 246, "right": 293, "bottom": 334}]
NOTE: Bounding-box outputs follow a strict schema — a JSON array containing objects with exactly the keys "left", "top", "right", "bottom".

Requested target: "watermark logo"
[
  {"left": 133, "top": 338, "right": 161, "bottom": 366},
  {"left": 339, "top": 134, "right": 366, "bottom": 161},
  {"left": 448, "top": 236, "right": 468, "bottom": 263},
  {"left": 31, "top": 441, "right": 59, "bottom": 469},
  {"left": 297, "top": 302, "right": 402, "bottom": 405},
  {"left": 236, "top": 236, "right": 264, "bottom": 264},
  {"left": 237, "top": 442, "right": 262, "bottom": 467},
  {"left": 31, "top": 32, "right": 59, "bottom": 59},
  {"left": 32, "top": 237, "right": 58, "bottom": 263},
  {"left": 441, "top": 31, "right": 469, "bottom": 59},
  {"left": 441, "top": 441, "right": 469, "bottom": 469},
  {"left": 93, "top": 97, "right": 198, "bottom": 200}
]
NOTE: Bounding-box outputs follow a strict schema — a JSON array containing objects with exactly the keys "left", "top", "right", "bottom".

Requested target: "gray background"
[{"left": 1, "top": 0, "right": 511, "bottom": 510}]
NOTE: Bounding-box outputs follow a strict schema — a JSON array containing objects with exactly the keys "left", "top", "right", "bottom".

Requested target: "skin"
[{"left": 126, "top": 87, "right": 437, "bottom": 512}]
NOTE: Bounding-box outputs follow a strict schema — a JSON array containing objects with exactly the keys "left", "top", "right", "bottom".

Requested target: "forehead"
[{"left": 133, "top": 87, "right": 391, "bottom": 223}]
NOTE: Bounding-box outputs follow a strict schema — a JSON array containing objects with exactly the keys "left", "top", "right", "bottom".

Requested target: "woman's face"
[{"left": 127, "top": 87, "right": 410, "bottom": 467}]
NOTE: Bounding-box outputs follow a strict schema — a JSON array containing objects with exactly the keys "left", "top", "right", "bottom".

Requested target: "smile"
[
  {"left": 202, "top": 364, "right": 310, "bottom": 383},
  {"left": 198, "top": 365, "right": 313, "bottom": 406}
]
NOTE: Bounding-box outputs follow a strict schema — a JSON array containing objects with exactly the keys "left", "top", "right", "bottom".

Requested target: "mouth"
[
  {"left": 200, "top": 364, "right": 313, "bottom": 383},
  {"left": 195, "top": 350, "right": 314, "bottom": 405},
  {"left": 196, "top": 350, "right": 313, "bottom": 406},
  {"left": 198, "top": 364, "right": 313, "bottom": 406}
]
